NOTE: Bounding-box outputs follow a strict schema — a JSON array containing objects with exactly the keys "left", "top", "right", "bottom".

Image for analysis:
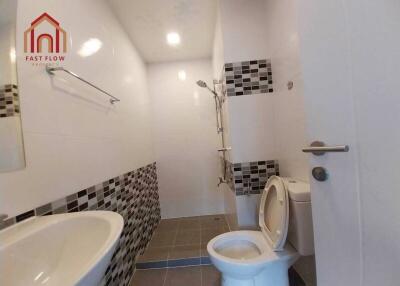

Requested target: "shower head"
[
  {"left": 196, "top": 80, "right": 208, "bottom": 88},
  {"left": 196, "top": 80, "right": 218, "bottom": 97}
]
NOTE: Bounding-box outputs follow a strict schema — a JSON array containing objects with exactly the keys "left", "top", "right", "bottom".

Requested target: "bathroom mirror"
[{"left": 0, "top": 0, "right": 26, "bottom": 172}]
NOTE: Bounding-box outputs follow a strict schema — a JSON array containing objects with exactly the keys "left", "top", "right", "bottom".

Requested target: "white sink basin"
[{"left": 0, "top": 211, "right": 123, "bottom": 286}]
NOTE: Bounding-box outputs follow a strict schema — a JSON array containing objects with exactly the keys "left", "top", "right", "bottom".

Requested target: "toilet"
[{"left": 207, "top": 176, "right": 314, "bottom": 286}]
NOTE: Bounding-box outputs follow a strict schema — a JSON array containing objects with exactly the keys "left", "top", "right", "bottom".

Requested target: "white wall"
[
  {"left": 0, "top": 23, "right": 16, "bottom": 85},
  {"left": 263, "top": 0, "right": 314, "bottom": 283},
  {"left": 228, "top": 95, "right": 276, "bottom": 163},
  {"left": 0, "top": 0, "right": 154, "bottom": 217},
  {"left": 212, "top": 3, "right": 225, "bottom": 80},
  {"left": 148, "top": 59, "right": 225, "bottom": 219},
  {"left": 219, "top": 0, "right": 269, "bottom": 63},
  {"left": 264, "top": 0, "right": 309, "bottom": 181},
  {"left": 213, "top": 0, "right": 278, "bottom": 230},
  {"left": 216, "top": 0, "right": 277, "bottom": 164}
]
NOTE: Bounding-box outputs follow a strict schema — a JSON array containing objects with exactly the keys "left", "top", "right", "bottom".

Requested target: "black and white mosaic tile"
[
  {"left": 0, "top": 162, "right": 161, "bottom": 286},
  {"left": 224, "top": 59, "right": 273, "bottom": 97},
  {"left": 226, "top": 160, "right": 279, "bottom": 196},
  {"left": 0, "top": 84, "right": 20, "bottom": 118}
]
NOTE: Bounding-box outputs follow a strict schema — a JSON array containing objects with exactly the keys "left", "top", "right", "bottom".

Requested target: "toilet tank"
[{"left": 284, "top": 179, "right": 314, "bottom": 256}]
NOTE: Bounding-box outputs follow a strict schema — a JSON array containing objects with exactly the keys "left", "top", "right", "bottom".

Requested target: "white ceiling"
[{"left": 108, "top": 0, "right": 217, "bottom": 63}]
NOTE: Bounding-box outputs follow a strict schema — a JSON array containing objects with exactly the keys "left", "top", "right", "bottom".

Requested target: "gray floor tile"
[
  {"left": 149, "top": 230, "right": 177, "bottom": 248},
  {"left": 157, "top": 218, "right": 180, "bottom": 232},
  {"left": 178, "top": 217, "right": 201, "bottom": 230},
  {"left": 141, "top": 215, "right": 230, "bottom": 263},
  {"left": 169, "top": 244, "right": 201, "bottom": 259},
  {"left": 200, "top": 226, "right": 229, "bottom": 245},
  {"left": 137, "top": 246, "right": 171, "bottom": 262},
  {"left": 164, "top": 266, "right": 202, "bottom": 286},
  {"left": 201, "top": 265, "right": 221, "bottom": 286},
  {"left": 130, "top": 269, "right": 167, "bottom": 286},
  {"left": 175, "top": 229, "right": 201, "bottom": 246},
  {"left": 200, "top": 215, "right": 229, "bottom": 229},
  {"left": 200, "top": 244, "right": 209, "bottom": 257}
]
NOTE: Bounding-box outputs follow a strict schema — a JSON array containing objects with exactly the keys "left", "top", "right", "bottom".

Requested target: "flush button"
[{"left": 312, "top": 167, "right": 328, "bottom": 181}]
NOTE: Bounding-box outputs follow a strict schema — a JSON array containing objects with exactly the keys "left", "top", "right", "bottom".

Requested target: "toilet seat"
[
  {"left": 207, "top": 231, "right": 296, "bottom": 266},
  {"left": 207, "top": 176, "right": 291, "bottom": 264},
  {"left": 259, "top": 176, "right": 289, "bottom": 251},
  {"left": 206, "top": 176, "right": 309, "bottom": 285}
]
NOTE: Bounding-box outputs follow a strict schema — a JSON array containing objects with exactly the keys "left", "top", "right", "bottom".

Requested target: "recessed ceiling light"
[
  {"left": 178, "top": 70, "right": 186, "bottom": 81},
  {"left": 167, "top": 32, "right": 181, "bottom": 46}
]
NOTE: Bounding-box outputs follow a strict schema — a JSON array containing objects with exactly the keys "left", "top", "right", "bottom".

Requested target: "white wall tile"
[
  {"left": 0, "top": 117, "right": 25, "bottom": 172},
  {"left": 228, "top": 94, "right": 276, "bottom": 163},
  {"left": 0, "top": 0, "right": 154, "bottom": 216},
  {"left": 212, "top": 4, "right": 225, "bottom": 79},
  {"left": 219, "top": 0, "right": 268, "bottom": 63},
  {"left": 148, "top": 59, "right": 225, "bottom": 218},
  {"left": 265, "top": 0, "right": 309, "bottom": 181}
]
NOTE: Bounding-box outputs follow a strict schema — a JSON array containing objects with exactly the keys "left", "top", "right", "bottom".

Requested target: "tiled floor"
[
  {"left": 133, "top": 214, "right": 306, "bottom": 286},
  {"left": 130, "top": 265, "right": 220, "bottom": 286},
  {"left": 130, "top": 265, "right": 306, "bottom": 286},
  {"left": 137, "top": 214, "right": 230, "bottom": 265}
]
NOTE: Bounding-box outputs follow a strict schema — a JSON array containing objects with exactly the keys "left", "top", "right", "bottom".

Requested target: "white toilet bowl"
[
  {"left": 207, "top": 176, "right": 313, "bottom": 286},
  {"left": 207, "top": 230, "right": 299, "bottom": 286}
]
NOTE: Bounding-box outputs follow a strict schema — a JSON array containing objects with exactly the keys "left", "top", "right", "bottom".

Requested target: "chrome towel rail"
[{"left": 46, "top": 66, "right": 120, "bottom": 104}]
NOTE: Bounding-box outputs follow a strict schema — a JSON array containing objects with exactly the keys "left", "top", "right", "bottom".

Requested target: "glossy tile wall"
[
  {"left": 219, "top": 0, "right": 270, "bottom": 63},
  {"left": 265, "top": 0, "right": 309, "bottom": 182},
  {"left": 227, "top": 93, "right": 276, "bottom": 163},
  {"left": 264, "top": 0, "right": 314, "bottom": 284},
  {"left": 0, "top": 0, "right": 155, "bottom": 216},
  {"left": 0, "top": 17, "right": 17, "bottom": 85},
  {"left": 148, "top": 59, "right": 225, "bottom": 219},
  {"left": 214, "top": 0, "right": 277, "bottom": 164},
  {"left": 212, "top": 1, "right": 278, "bottom": 229}
]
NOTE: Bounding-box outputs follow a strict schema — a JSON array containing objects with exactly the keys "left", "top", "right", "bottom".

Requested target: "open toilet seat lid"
[{"left": 259, "top": 176, "right": 289, "bottom": 251}]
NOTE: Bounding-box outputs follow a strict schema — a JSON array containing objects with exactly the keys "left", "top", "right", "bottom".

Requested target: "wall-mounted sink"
[{"left": 0, "top": 211, "right": 123, "bottom": 286}]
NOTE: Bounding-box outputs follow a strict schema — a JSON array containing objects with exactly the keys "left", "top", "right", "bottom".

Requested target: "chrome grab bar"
[
  {"left": 302, "top": 141, "right": 349, "bottom": 156},
  {"left": 46, "top": 66, "right": 121, "bottom": 104}
]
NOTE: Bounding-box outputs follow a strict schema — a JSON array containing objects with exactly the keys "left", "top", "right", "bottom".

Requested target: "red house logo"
[{"left": 24, "top": 13, "right": 67, "bottom": 54}]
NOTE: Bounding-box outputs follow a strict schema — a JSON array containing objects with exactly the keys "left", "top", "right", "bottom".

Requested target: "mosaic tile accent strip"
[
  {"left": 0, "top": 84, "right": 20, "bottom": 117},
  {"left": 224, "top": 59, "right": 273, "bottom": 97},
  {"left": 0, "top": 162, "right": 161, "bottom": 286},
  {"left": 227, "top": 160, "right": 279, "bottom": 196}
]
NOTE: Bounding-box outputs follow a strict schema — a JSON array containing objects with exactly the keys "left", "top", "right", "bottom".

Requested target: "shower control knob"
[{"left": 312, "top": 167, "right": 328, "bottom": 181}]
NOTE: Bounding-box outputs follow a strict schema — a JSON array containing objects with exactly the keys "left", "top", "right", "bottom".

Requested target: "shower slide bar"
[{"left": 46, "top": 66, "right": 121, "bottom": 104}]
